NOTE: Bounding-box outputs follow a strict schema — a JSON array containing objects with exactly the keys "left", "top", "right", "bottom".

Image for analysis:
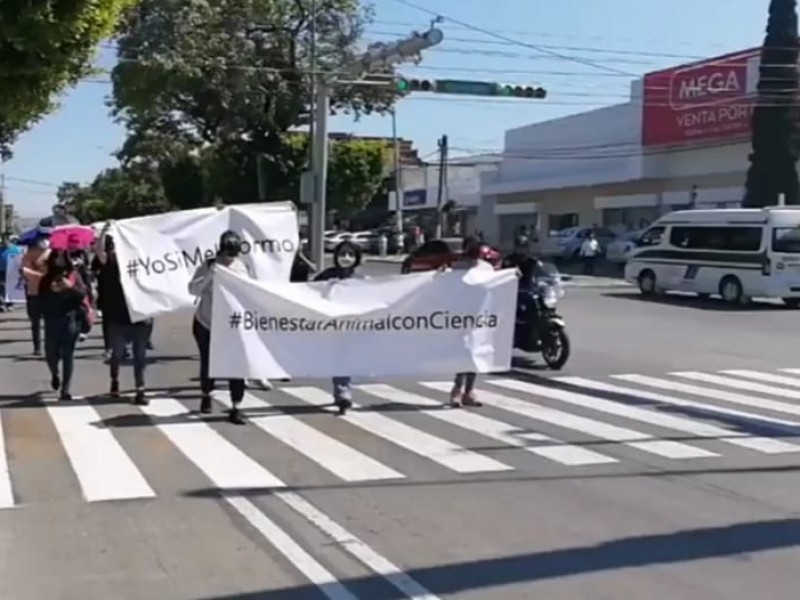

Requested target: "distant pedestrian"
[
  {"left": 580, "top": 231, "right": 600, "bottom": 275},
  {"left": 21, "top": 234, "right": 50, "bottom": 356}
]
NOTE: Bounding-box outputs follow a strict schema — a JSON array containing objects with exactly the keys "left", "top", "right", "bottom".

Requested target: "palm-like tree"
[{"left": 743, "top": 0, "right": 800, "bottom": 207}]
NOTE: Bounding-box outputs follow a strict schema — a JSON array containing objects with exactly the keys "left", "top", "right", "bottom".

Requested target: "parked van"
[{"left": 624, "top": 207, "right": 800, "bottom": 306}]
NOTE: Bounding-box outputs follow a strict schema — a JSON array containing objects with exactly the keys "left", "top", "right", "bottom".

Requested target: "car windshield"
[{"left": 552, "top": 228, "right": 578, "bottom": 238}]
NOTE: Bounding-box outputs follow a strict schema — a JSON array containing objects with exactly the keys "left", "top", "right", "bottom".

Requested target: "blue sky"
[{"left": 5, "top": 0, "right": 772, "bottom": 217}]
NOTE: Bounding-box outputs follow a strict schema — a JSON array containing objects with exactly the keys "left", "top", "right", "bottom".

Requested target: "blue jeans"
[
  {"left": 109, "top": 322, "right": 150, "bottom": 388},
  {"left": 332, "top": 376, "right": 352, "bottom": 402}
]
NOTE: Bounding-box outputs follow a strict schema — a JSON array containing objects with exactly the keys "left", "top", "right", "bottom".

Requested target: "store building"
[
  {"left": 479, "top": 47, "right": 762, "bottom": 248},
  {"left": 390, "top": 155, "right": 501, "bottom": 238}
]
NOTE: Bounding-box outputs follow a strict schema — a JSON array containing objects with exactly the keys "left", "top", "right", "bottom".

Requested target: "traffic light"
[
  {"left": 498, "top": 85, "right": 547, "bottom": 99},
  {"left": 395, "top": 78, "right": 435, "bottom": 93}
]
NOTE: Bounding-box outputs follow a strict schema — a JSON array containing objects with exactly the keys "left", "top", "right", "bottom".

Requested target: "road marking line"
[
  {"left": 672, "top": 371, "right": 800, "bottom": 399},
  {"left": 47, "top": 404, "right": 155, "bottom": 502},
  {"left": 722, "top": 370, "right": 800, "bottom": 388},
  {"left": 215, "top": 391, "right": 404, "bottom": 482},
  {"left": 557, "top": 376, "right": 800, "bottom": 454},
  {"left": 616, "top": 374, "right": 800, "bottom": 417},
  {"left": 507, "top": 378, "right": 800, "bottom": 455},
  {"left": 224, "top": 495, "right": 359, "bottom": 600},
  {"left": 357, "top": 384, "right": 616, "bottom": 466},
  {"left": 421, "top": 382, "right": 713, "bottom": 460},
  {"left": 283, "top": 386, "right": 513, "bottom": 474},
  {"left": 0, "top": 411, "right": 12, "bottom": 509},
  {"left": 142, "top": 398, "right": 440, "bottom": 600}
]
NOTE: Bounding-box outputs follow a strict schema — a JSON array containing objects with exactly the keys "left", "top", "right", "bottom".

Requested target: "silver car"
[
  {"left": 539, "top": 227, "right": 616, "bottom": 260},
  {"left": 605, "top": 230, "right": 643, "bottom": 264}
]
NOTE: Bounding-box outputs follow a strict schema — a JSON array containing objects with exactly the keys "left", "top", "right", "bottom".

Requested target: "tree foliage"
[
  {"left": 328, "top": 138, "right": 391, "bottom": 213},
  {"left": 109, "top": 0, "right": 398, "bottom": 200},
  {"left": 0, "top": 0, "right": 135, "bottom": 158},
  {"left": 743, "top": 0, "right": 800, "bottom": 207}
]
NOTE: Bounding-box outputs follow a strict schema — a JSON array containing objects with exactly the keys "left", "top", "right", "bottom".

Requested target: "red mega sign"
[{"left": 642, "top": 48, "right": 761, "bottom": 146}]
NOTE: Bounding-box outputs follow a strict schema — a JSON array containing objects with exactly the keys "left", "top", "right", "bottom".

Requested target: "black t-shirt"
[
  {"left": 290, "top": 255, "right": 311, "bottom": 282},
  {"left": 98, "top": 258, "right": 132, "bottom": 325}
]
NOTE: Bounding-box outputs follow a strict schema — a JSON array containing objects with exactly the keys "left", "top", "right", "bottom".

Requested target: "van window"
[
  {"left": 772, "top": 227, "right": 800, "bottom": 254},
  {"left": 638, "top": 226, "right": 664, "bottom": 247},
  {"left": 669, "top": 226, "right": 762, "bottom": 252}
]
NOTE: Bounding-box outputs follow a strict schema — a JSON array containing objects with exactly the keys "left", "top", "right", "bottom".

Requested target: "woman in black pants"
[{"left": 39, "top": 251, "right": 87, "bottom": 401}]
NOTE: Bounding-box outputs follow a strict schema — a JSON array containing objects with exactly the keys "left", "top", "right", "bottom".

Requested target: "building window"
[
  {"left": 601, "top": 207, "right": 660, "bottom": 233},
  {"left": 548, "top": 213, "right": 578, "bottom": 232}
]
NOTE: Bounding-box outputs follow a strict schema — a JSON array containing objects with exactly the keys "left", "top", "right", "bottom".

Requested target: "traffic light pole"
[
  {"left": 310, "top": 82, "right": 330, "bottom": 271},
  {"left": 308, "top": 26, "right": 444, "bottom": 270}
]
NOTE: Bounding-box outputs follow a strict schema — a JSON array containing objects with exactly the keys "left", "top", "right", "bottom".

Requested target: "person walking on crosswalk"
[
  {"left": 313, "top": 241, "right": 363, "bottom": 414},
  {"left": 188, "top": 230, "right": 251, "bottom": 424},
  {"left": 447, "top": 237, "right": 489, "bottom": 408},
  {"left": 38, "top": 250, "right": 89, "bottom": 401},
  {"left": 92, "top": 227, "right": 151, "bottom": 406}
]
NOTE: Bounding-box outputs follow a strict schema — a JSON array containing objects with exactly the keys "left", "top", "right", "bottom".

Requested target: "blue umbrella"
[{"left": 17, "top": 226, "right": 51, "bottom": 246}]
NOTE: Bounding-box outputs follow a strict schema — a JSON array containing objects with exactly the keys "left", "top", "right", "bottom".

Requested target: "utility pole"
[
  {"left": 435, "top": 134, "right": 448, "bottom": 238},
  {"left": 309, "top": 25, "right": 444, "bottom": 270},
  {"left": 306, "top": 0, "right": 318, "bottom": 259},
  {"left": 392, "top": 108, "right": 404, "bottom": 235},
  {"left": 0, "top": 168, "right": 5, "bottom": 237}
]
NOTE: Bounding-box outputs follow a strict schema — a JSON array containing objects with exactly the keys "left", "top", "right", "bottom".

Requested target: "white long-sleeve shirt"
[
  {"left": 188, "top": 258, "right": 250, "bottom": 329},
  {"left": 580, "top": 238, "right": 600, "bottom": 257}
]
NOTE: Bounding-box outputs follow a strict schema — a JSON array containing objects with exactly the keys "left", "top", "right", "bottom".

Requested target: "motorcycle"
[{"left": 513, "top": 262, "right": 571, "bottom": 370}]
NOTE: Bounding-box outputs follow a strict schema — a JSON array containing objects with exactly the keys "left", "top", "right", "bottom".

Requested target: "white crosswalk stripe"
[{"left": 6, "top": 366, "right": 800, "bottom": 511}]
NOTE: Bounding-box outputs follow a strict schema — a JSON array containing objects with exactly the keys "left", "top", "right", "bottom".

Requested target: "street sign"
[{"left": 434, "top": 79, "right": 499, "bottom": 96}]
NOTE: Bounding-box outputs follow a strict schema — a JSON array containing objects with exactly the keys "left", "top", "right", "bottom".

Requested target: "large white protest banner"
[
  {"left": 209, "top": 266, "right": 518, "bottom": 379},
  {"left": 3, "top": 251, "right": 26, "bottom": 303},
  {"left": 111, "top": 202, "right": 299, "bottom": 321}
]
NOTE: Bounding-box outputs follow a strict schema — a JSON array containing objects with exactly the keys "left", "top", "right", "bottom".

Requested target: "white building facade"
[{"left": 479, "top": 47, "right": 762, "bottom": 248}]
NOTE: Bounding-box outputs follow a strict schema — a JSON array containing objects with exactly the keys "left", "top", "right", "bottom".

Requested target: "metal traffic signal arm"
[
  {"left": 395, "top": 78, "right": 547, "bottom": 99},
  {"left": 307, "top": 26, "right": 444, "bottom": 269}
]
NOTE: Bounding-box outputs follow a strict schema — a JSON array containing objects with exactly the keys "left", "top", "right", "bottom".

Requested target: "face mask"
[{"left": 337, "top": 251, "right": 356, "bottom": 269}]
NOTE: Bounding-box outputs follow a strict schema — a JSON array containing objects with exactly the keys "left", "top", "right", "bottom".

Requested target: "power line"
[{"left": 385, "top": 0, "right": 639, "bottom": 77}]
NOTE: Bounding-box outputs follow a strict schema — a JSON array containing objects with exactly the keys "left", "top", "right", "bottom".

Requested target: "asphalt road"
[{"left": 3, "top": 267, "right": 800, "bottom": 599}]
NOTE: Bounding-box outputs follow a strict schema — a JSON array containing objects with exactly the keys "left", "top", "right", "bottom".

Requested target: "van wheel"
[
  {"left": 719, "top": 276, "right": 743, "bottom": 304},
  {"left": 638, "top": 270, "right": 657, "bottom": 295}
]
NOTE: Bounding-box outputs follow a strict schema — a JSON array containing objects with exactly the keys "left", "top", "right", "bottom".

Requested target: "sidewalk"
[{"left": 367, "top": 254, "right": 632, "bottom": 288}]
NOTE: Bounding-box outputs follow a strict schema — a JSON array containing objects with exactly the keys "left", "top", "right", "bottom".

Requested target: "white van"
[{"left": 624, "top": 207, "right": 800, "bottom": 306}]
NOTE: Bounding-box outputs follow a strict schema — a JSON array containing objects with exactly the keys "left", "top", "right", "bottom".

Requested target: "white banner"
[
  {"left": 209, "top": 266, "right": 518, "bottom": 379},
  {"left": 112, "top": 203, "right": 299, "bottom": 321},
  {"left": 3, "top": 250, "right": 26, "bottom": 304}
]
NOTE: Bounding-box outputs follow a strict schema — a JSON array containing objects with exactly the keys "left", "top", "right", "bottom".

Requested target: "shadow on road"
[{"left": 195, "top": 517, "right": 800, "bottom": 599}]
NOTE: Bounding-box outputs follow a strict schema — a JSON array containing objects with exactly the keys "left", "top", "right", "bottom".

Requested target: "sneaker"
[
  {"left": 134, "top": 390, "right": 148, "bottom": 406},
  {"left": 59, "top": 392, "right": 72, "bottom": 402},
  {"left": 51, "top": 374, "right": 61, "bottom": 392},
  {"left": 200, "top": 394, "right": 212, "bottom": 414},
  {"left": 334, "top": 397, "right": 352, "bottom": 415},
  {"left": 228, "top": 408, "right": 246, "bottom": 425},
  {"left": 109, "top": 380, "right": 120, "bottom": 397}
]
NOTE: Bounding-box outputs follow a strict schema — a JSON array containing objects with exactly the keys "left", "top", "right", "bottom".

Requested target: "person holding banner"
[
  {"left": 312, "top": 240, "right": 364, "bottom": 414},
  {"left": 188, "top": 230, "right": 251, "bottom": 424},
  {"left": 445, "top": 236, "right": 494, "bottom": 408},
  {"left": 93, "top": 230, "right": 152, "bottom": 406}
]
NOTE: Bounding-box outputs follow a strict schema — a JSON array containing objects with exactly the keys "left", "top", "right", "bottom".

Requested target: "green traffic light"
[
  {"left": 396, "top": 79, "right": 410, "bottom": 91},
  {"left": 499, "top": 85, "right": 512, "bottom": 96}
]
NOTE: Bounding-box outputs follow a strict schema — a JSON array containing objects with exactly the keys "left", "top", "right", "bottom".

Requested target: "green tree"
[
  {"left": 743, "top": 0, "right": 800, "bottom": 207},
  {"left": 327, "top": 138, "right": 391, "bottom": 214},
  {"left": 0, "top": 0, "right": 135, "bottom": 158},
  {"left": 110, "top": 0, "right": 397, "bottom": 200}
]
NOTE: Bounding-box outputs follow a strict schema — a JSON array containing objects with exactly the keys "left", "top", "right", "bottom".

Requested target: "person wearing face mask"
[
  {"left": 38, "top": 250, "right": 88, "bottom": 401},
  {"left": 21, "top": 233, "right": 51, "bottom": 356},
  {"left": 313, "top": 241, "right": 363, "bottom": 414},
  {"left": 188, "top": 230, "right": 251, "bottom": 424}
]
